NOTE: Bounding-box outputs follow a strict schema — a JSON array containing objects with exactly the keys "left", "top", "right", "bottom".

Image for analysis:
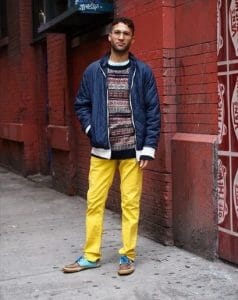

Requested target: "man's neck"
[{"left": 109, "top": 50, "right": 129, "bottom": 63}]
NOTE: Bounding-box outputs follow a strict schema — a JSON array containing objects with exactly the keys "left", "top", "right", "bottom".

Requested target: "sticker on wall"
[
  {"left": 217, "top": 0, "right": 223, "bottom": 55},
  {"left": 229, "top": 0, "right": 238, "bottom": 56},
  {"left": 231, "top": 76, "right": 238, "bottom": 141},
  {"left": 74, "top": 0, "right": 113, "bottom": 12},
  {"left": 234, "top": 168, "right": 238, "bottom": 219},
  {"left": 218, "top": 81, "right": 227, "bottom": 144},
  {"left": 218, "top": 159, "right": 228, "bottom": 224}
]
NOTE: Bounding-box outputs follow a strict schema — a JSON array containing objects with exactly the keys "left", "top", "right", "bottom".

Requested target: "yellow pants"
[{"left": 84, "top": 156, "right": 143, "bottom": 262}]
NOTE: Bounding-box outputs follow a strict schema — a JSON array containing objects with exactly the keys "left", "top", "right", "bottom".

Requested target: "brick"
[{"left": 175, "top": 0, "right": 216, "bottom": 48}]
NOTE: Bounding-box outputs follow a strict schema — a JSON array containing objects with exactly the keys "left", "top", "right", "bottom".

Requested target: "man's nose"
[{"left": 118, "top": 33, "right": 124, "bottom": 39}]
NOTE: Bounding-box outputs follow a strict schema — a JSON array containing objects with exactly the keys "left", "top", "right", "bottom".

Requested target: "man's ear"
[
  {"left": 108, "top": 33, "right": 112, "bottom": 42},
  {"left": 131, "top": 36, "right": 135, "bottom": 45}
]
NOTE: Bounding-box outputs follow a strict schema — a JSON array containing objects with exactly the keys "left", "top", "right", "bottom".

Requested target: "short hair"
[{"left": 110, "top": 17, "right": 135, "bottom": 35}]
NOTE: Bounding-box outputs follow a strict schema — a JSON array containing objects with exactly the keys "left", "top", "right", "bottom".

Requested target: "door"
[{"left": 217, "top": 0, "right": 238, "bottom": 264}]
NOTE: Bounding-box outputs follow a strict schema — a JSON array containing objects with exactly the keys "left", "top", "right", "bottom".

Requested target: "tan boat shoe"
[
  {"left": 118, "top": 255, "right": 135, "bottom": 276},
  {"left": 62, "top": 256, "right": 100, "bottom": 273}
]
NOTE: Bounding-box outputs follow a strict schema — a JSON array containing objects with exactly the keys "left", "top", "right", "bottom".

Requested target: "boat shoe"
[
  {"left": 62, "top": 256, "right": 100, "bottom": 273},
  {"left": 118, "top": 255, "right": 135, "bottom": 276}
]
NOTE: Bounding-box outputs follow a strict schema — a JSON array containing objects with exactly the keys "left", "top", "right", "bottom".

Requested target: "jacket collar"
[
  {"left": 99, "top": 52, "right": 137, "bottom": 70},
  {"left": 99, "top": 53, "right": 137, "bottom": 89}
]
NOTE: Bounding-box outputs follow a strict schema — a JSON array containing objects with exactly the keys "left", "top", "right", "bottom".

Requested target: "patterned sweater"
[{"left": 107, "top": 61, "right": 136, "bottom": 159}]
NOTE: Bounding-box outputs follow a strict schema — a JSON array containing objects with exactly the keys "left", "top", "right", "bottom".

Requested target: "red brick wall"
[
  {"left": 34, "top": 44, "right": 49, "bottom": 174},
  {"left": 0, "top": 0, "right": 219, "bottom": 250},
  {"left": 0, "top": 0, "right": 49, "bottom": 175},
  {"left": 46, "top": 33, "right": 77, "bottom": 194},
  {"left": 114, "top": 0, "right": 175, "bottom": 243},
  {"left": 68, "top": 1, "right": 176, "bottom": 244},
  {"left": 0, "top": 0, "right": 21, "bottom": 124},
  {"left": 172, "top": 0, "right": 218, "bottom": 258},
  {"left": 175, "top": 0, "right": 217, "bottom": 134},
  {"left": 47, "top": 34, "right": 67, "bottom": 126},
  {"left": 0, "top": 1, "right": 26, "bottom": 171}
]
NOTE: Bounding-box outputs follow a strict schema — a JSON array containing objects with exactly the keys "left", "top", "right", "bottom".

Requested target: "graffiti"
[
  {"left": 217, "top": 0, "right": 223, "bottom": 55},
  {"left": 75, "top": 0, "right": 101, "bottom": 3},
  {"left": 75, "top": 0, "right": 103, "bottom": 11},
  {"left": 229, "top": 0, "right": 238, "bottom": 55},
  {"left": 218, "top": 159, "right": 228, "bottom": 224},
  {"left": 234, "top": 169, "right": 238, "bottom": 219},
  {"left": 218, "top": 81, "right": 227, "bottom": 144},
  {"left": 231, "top": 77, "right": 238, "bottom": 140}
]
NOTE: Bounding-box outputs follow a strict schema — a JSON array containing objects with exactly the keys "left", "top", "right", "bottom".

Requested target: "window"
[
  {"left": 0, "top": 0, "right": 7, "bottom": 39},
  {"left": 42, "top": 0, "right": 69, "bottom": 23},
  {"left": 32, "top": 0, "right": 114, "bottom": 38},
  {"left": 33, "top": 0, "right": 74, "bottom": 31},
  {"left": 33, "top": 0, "right": 70, "bottom": 38}
]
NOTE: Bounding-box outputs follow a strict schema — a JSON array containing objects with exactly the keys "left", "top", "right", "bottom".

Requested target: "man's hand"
[{"left": 139, "top": 160, "right": 148, "bottom": 169}]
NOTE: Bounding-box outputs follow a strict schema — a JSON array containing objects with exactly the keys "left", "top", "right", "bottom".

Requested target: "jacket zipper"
[
  {"left": 100, "top": 66, "right": 111, "bottom": 149},
  {"left": 129, "top": 69, "right": 137, "bottom": 150}
]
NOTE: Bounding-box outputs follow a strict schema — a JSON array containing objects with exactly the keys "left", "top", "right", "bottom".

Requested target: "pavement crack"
[{"left": 0, "top": 270, "right": 59, "bottom": 283}]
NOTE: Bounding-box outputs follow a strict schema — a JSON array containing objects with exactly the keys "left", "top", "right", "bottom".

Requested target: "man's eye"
[{"left": 113, "top": 31, "right": 131, "bottom": 36}]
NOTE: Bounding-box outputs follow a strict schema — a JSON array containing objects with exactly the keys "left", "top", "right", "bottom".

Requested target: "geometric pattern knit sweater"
[{"left": 107, "top": 62, "right": 136, "bottom": 159}]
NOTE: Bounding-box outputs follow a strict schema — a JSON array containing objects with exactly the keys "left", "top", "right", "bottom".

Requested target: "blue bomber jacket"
[{"left": 74, "top": 53, "right": 161, "bottom": 160}]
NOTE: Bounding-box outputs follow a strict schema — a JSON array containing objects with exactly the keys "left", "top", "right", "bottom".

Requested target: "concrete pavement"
[{"left": 0, "top": 166, "right": 238, "bottom": 300}]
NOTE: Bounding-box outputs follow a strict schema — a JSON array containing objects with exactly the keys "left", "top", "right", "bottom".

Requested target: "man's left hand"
[{"left": 139, "top": 160, "right": 148, "bottom": 169}]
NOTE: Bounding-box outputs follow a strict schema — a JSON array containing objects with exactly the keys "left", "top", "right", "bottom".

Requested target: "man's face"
[{"left": 108, "top": 22, "right": 134, "bottom": 54}]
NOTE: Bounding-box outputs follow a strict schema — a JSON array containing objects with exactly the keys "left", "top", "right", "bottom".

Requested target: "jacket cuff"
[
  {"left": 140, "top": 146, "right": 155, "bottom": 159},
  {"left": 140, "top": 155, "right": 153, "bottom": 161}
]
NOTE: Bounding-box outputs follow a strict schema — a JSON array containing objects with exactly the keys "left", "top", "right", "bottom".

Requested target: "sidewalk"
[{"left": 0, "top": 166, "right": 238, "bottom": 300}]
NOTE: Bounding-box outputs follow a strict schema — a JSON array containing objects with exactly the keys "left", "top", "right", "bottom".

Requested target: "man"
[{"left": 63, "top": 17, "right": 160, "bottom": 276}]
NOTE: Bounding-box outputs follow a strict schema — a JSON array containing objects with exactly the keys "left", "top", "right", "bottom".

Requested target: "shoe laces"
[
  {"left": 120, "top": 255, "right": 132, "bottom": 265},
  {"left": 76, "top": 256, "right": 83, "bottom": 263}
]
